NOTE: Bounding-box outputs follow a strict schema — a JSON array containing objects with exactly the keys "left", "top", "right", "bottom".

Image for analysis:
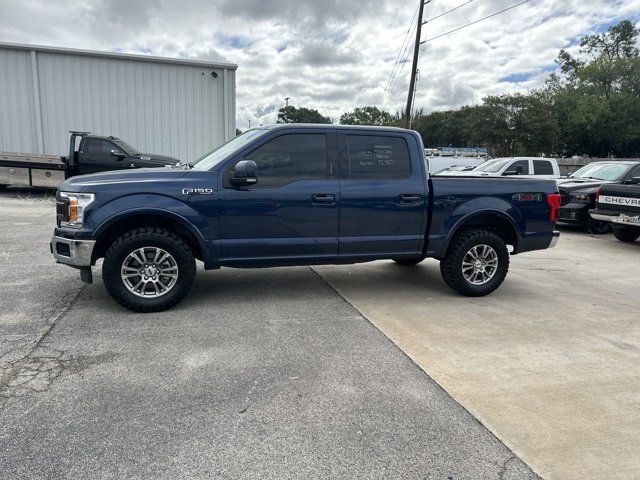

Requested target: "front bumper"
[
  {"left": 558, "top": 203, "right": 591, "bottom": 225},
  {"left": 50, "top": 235, "right": 96, "bottom": 267},
  {"left": 549, "top": 230, "right": 560, "bottom": 248}
]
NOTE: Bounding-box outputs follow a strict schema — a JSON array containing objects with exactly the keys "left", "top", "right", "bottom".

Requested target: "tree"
[
  {"left": 339, "top": 106, "right": 395, "bottom": 126},
  {"left": 277, "top": 105, "right": 331, "bottom": 124}
]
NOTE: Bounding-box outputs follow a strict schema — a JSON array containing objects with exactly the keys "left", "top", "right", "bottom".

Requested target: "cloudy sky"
[{"left": 1, "top": 0, "right": 639, "bottom": 129}]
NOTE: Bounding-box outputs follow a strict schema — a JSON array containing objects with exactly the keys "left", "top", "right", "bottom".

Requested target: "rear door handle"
[
  {"left": 312, "top": 193, "right": 336, "bottom": 204},
  {"left": 400, "top": 194, "right": 421, "bottom": 203}
]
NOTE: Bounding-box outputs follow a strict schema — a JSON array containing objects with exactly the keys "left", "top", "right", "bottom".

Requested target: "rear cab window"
[{"left": 533, "top": 160, "right": 554, "bottom": 175}]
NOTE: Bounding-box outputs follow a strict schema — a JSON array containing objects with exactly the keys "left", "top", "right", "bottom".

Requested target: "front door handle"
[
  {"left": 312, "top": 193, "right": 336, "bottom": 204},
  {"left": 400, "top": 194, "right": 421, "bottom": 203}
]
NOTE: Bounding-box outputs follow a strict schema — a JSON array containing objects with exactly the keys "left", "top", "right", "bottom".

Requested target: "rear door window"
[
  {"left": 345, "top": 135, "right": 411, "bottom": 180},
  {"left": 533, "top": 160, "right": 554, "bottom": 175}
]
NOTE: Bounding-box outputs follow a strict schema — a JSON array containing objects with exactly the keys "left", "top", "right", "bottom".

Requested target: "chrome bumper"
[
  {"left": 590, "top": 212, "right": 614, "bottom": 222},
  {"left": 549, "top": 231, "right": 560, "bottom": 248},
  {"left": 50, "top": 235, "right": 96, "bottom": 267}
]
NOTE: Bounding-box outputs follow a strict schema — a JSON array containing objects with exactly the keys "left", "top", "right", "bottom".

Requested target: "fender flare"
[{"left": 440, "top": 208, "right": 522, "bottom": 258}]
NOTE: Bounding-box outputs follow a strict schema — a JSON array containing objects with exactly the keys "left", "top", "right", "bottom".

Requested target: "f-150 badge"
[
  {"left": 182, "top": 188, "right": 213, "bottom": 195},
  {"left": 512, "top": 193, "right": 542, "bottom": 202}
]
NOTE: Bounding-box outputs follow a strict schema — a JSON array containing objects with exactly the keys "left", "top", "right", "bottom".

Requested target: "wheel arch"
[
  {"left": 440, "top": 210, "right": 521, "bottom": 258},
  {"left": 92, "top": 210, "right": 207, "bottom": 264}
]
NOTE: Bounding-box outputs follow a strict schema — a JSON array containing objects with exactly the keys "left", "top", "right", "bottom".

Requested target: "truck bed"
[{"left": 0, "top": 151, "right": 67, "bottom": 187}]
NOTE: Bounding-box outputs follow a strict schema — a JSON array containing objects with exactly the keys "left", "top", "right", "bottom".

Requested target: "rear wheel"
[
  {"left": 440, "top": 229, "right": 509, "bottom": 297},
  {"left": 612, "top": 226, "right": 640, "bottom": 243},
  {"left": 102, "top": 228, "right": 196, "bottom": 312}
]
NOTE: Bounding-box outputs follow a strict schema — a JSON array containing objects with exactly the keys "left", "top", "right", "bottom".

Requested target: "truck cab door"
[
  {"left": 80, "top": 138, "right": 131, "bottom": 174},
  {"left": 337, "top": 132, "right": 428, "bottom": 259},
  {"left": 218, "top": 131, "right": 339, "bottom": 265}
]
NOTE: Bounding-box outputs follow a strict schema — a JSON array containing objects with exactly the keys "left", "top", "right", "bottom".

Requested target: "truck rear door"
[{"left": 337, "top": 131, "right": 428, "bottom": 259}]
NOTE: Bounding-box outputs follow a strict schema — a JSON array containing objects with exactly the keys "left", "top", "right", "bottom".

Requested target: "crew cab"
[
  {"left": 557, "top": 161, "right": 640, "bottom": 234},
  {"left": 0, "top": 131, "right": 178, "bottom": 188},
  {"left": 590, "top": 179, "right": 640, "bottom": 243},
  {"left": 438, "top": 157, "right": 560, "bottom": 179},
  {"left": 50, "top": 125, "right": 561, "bottom": 312}
]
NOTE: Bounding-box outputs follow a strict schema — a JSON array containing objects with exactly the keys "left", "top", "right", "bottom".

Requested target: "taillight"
[
  {"left": 547, "top": 193, "right": 561, "bottom": 223},
  {"left": 595, "top": 187, "right": 600, "bottom": 203}
]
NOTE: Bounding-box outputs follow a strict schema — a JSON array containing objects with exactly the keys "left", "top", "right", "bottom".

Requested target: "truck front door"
[
  {"left": 79, "top": 138, "right": 132, "bottom": 175},
  {"left": 338, "top": 132, "right": 427, "bottom": 259},
  {"left": 218, "top": 131, "right": 339, "bottom": 265}
]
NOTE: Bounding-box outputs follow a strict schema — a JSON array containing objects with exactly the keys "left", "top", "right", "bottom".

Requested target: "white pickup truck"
[{"left": 437, "top": 157, "right": 560, "bottom": 179}]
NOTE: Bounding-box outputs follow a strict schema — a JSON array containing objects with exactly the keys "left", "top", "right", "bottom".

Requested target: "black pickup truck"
[
  {"left": 0, "top": 132, "right": 178, "bottom": 188},
  {"left": 590, "top": 180, "right": 640, "bottom": 242}
]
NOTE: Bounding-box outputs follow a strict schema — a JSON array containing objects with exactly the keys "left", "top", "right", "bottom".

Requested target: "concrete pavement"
[
  {"left": 0, "top": 190, "right": 538, "bottom": 479},
  {"left": 315, "top": 229, "right": 640, "bottom": 480}
]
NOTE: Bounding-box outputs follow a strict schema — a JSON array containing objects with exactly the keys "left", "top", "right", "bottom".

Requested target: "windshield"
[
  {"left": 192, "top": 129, "right": 268, "bottom": 170},
  {"left": 114, "top": 139, "right": 140, "bottom": 156},
  {"left": 473, "top": 158, "right": 511, "bottom": 173},
  {"left": 570, "top": 163, "right": 630, "bottom": 181}
]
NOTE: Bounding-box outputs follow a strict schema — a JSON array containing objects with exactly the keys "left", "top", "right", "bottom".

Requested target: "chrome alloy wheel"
[
  {"left": 461, "top": 244, "right": 499, "bottom": 285},
  {"left": 121, "top": 247, "right": 179, "bottom": 298}
]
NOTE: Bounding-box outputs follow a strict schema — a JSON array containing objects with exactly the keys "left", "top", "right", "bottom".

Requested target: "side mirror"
[
  {"left": 110, "top": 149, "right": 125, "bottom": 159},
  {"left": 230, "top": 160, "right": 258, "bottom": 186},
  {"left": 504, "top": 165, "right": 524, "bottom": 176},
  {"left": 625, "top": 176, "right": 640, "bottom": 185}
]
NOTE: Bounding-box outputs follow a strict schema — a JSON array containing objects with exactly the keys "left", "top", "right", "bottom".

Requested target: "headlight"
[
  {"left": 58, "top": 192, "right": 95, "bottom": 228},
  {"left": 570, "top": 192, "right": 592, "bottom": 201}
]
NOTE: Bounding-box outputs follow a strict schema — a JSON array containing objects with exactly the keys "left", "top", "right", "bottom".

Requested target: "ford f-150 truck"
[{"left": 50, "top": 125, "right": 561, "bottom": 312}]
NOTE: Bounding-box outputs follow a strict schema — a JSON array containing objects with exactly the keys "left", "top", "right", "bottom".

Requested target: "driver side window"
[
  {"left": 84, "top": 139, "right": 117, "bottom": 160},
  {"left": 505, "top": 160, "right": 530, "bottom": 175},
  {"left": 225, "top": 134, "right": 328, "bottom": 188}
]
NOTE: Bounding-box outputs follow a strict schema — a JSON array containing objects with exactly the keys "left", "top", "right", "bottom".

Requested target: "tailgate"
[{"left": 597, "top": 184, "right": 640, "bottom": 213}]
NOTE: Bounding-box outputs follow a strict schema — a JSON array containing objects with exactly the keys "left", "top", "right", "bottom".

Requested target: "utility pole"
[
  {"left": 285, "top": 97, "right": 290, "bottom": 107},
  {"left": 405, "top": 0, "right": 430, "bottom": 129}
]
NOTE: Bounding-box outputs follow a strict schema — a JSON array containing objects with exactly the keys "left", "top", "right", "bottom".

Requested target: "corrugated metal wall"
[{"left": 0, "top": 44, "right": 237, "bottom": 161}]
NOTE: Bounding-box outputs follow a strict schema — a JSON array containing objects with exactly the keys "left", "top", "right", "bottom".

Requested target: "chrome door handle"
[
  {"left": 400, "top": 194, "right": 421, "bottom": 203},
  {"left": 312, "top": 194, "right": 335, "bottom": 204}
]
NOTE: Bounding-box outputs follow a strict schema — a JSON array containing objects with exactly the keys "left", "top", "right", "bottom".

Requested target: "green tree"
[
  {"left": 340, "top": 106, "right": 395, "bottom": 126},
  {"left": 277, "top": 105, "right": 331, "bottom": 124}
]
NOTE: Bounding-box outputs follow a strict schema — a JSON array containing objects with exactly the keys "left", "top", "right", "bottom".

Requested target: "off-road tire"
[
  {"left": 102, "top": 228, "right": 196, "bottom": 312},
  {"left": 440, "top": 229, "right": 509, "bottom": 297},
  {"left": 393, "top": 257, "right": 424, "bottom": 266},
  {"left": 612, "top": 226, "right": 640, "bottom": 243}
]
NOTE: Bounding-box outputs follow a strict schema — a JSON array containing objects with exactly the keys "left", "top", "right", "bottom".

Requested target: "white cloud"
[{"left": 1, "top": 0, "right": 639, "bottom": 129}]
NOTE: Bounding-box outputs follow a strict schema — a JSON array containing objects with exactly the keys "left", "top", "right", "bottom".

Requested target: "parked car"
[
  {"left": 557, "top": 161, "right": 640, "bottom": 234},
  {"left": 51, "top": 124, "right": 560, "bottom": 312},
  {"left": 590, "top": 179, "right": 640, "bottom": 242},
  {"left": 0, "top": 131, "right": 179, "bottom": 188},
  {"left": 437, "top": 157, "right": 560, "bottom": 179},
  {"left": 426, "top": 155, "right": 486, "bottom": 174}
]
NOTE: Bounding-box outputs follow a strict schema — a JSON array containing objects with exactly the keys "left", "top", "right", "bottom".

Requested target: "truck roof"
[{"left": 256, "top": 124, "right": 412, "bottom": 133}]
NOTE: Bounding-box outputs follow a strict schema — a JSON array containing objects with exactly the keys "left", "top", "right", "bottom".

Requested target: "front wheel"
[
  {"left": 612, "top": 226, "right": 640, "bottom": 243},
  {"left": 102, "top": 228, "right": 196, "bottom": 312},
  {"left": 440, "top": 229, "right": 509, "bottom": 297},
  {"left": 588, "top": 218, "right": 612, "bottom": 235}
]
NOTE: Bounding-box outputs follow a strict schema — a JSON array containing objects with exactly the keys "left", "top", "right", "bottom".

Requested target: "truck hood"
[
  {"left": 137, "top": 153, "right": 180, "bottom": 165},
  {"left": 59, "top": 167, "right": 190, "bottom": 192},
  {"left": 556, "top": 178, "right": 613, "bottom": 191}
]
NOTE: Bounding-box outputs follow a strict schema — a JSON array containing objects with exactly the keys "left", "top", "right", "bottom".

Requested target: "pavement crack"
[
  {"left": 497, "top": 454, "right": 517, "bottom": 480},
  {"left": 0, "top": 284, "right": 86, "bottom": 401}
]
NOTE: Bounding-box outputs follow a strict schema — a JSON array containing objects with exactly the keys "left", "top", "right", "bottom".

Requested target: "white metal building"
[{"left": 0, "top": 42, "right": 237, "bottom": 161}]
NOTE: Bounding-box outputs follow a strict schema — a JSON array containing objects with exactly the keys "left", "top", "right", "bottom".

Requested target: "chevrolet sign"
[{"left": 599, "top": 195, "right": 640, "bottom": 207}]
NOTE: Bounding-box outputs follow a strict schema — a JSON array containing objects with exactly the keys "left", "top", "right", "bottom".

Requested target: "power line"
[
  {"left": 420, "top": 0, "right": 530, "bottom": 45},
  {"left": 422, "top": 0, "right": 475, "bottom": 25},
  {"left": 381, "top": 5, "right": 420, "bottom": 107}
]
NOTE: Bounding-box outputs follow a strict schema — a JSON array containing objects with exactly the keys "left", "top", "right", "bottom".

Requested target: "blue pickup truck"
[{"left": 51, "top": 125, "right": 561, "bottom": 312}]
